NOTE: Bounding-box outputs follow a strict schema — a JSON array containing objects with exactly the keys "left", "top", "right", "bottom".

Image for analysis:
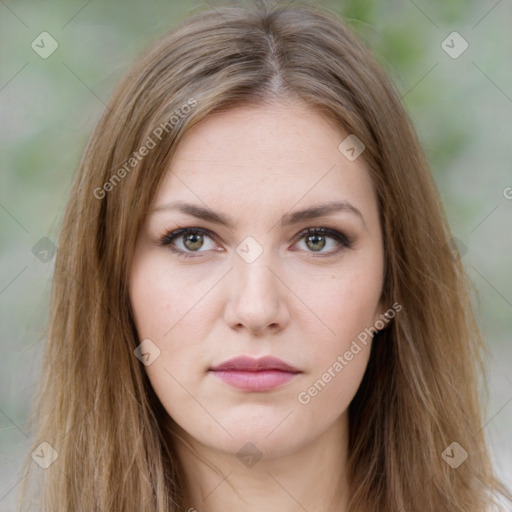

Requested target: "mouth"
[{"left": 209, "top": 356, "right": 302, "bottom": 392}]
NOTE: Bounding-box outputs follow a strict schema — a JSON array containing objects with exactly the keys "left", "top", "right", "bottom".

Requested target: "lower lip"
[{"left": 210, "top": 370, "right": 299, "bottom": 391}]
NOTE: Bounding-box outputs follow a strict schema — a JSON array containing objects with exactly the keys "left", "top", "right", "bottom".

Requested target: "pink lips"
[{"left": 209, "top": 356, "right": 301, "bottom": 392}]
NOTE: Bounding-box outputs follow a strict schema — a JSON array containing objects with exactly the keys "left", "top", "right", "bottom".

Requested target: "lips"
[
  {"left": 209, "top": 356, "right": 301, "bottom": 392},
  {"left": 210, "top": 356, "right": 301, "bottom": 373}
]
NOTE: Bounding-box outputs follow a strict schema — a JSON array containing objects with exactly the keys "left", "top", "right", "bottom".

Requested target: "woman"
[{"left": 19, "top": 1, "right": 511, "bottom": 510}]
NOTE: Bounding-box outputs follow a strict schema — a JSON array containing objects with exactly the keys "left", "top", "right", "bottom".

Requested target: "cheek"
[
  {"left": 295, "top": 340, "right": 371, "bottom": 439},
  {"left": 292, "top": 257, "right": 383, "bottom": 347},
  {"left": 130, "top": 253, "right": 215, "bottom": 342},
  {"left": 289, "top": 255, "right": 381, "bottom": 405},
  {"left": 129, "top": 256, "right": 212, "bottom": 430},
  {"left": 129, "top": 252, "right": 218, "bottom": 394}
]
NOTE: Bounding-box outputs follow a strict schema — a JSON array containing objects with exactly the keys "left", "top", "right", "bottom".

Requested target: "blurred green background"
[{"left": 1, "top": 0, "right": 511, "bottom": 507}]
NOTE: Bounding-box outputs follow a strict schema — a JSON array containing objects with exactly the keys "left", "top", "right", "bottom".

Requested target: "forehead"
[
  {"left": 170, "top": 102, "right": 348, "bottom": 170},
  {"left": 153, "top": 103, "right": 377, "bottom": 219}
]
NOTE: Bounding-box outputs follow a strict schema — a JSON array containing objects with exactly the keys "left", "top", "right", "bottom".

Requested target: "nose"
[{"left": 224, "top": 255, "right": 290, "bottom": 335}]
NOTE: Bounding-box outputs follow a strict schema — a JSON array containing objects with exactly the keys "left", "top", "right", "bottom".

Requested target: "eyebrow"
[{"left": 152, "top": 199, "right": 366, "bottom": 229}]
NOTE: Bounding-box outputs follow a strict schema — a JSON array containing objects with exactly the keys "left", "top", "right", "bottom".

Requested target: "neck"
[{"left": 166, "top": 413, "right": 350, "bottom": 512}]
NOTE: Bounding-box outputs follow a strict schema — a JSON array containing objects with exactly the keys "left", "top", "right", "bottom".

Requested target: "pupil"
[
  {"left": 184, "top": 233, "right": 203, "bottom": 250},
  {"left": 307, "top": 234, "right": 325, "bottom": 251}
]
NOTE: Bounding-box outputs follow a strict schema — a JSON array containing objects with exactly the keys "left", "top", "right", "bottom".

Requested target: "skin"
[{"left": 129, "top": 101, "right": 385, "bottom": 512}]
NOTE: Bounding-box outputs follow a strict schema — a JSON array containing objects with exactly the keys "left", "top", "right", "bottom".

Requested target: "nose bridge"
[
  {"left": 225, "top": 246, "right": 289, "bottom": 333},
  {"left": 233, "top": 248, "right": 278, "bottom": 303}
]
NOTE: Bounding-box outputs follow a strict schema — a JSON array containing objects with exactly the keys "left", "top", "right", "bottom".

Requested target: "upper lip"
[{"left": 210, "top": 356, "right": 301, "bottom": 373}]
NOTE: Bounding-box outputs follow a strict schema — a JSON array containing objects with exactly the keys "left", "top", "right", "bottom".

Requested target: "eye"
[
  {"left": 158, "top": 226, "right": 353, "bottom": 259},
  {"left": 158, "top": 227, "right": 219, "bottom": 258},
  {"left": 292, "top": 227, "right": 352, "bottom": 256}
]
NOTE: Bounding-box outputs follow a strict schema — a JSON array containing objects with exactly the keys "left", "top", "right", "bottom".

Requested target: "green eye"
[
  {"left": 159, "top": 227, "right": 216, "bottom": 258},
  {"left": 159, "top": 226, "right": 352, "bottom": 259},
  {"left": 294, "top": 227, "right": 352, "bottom": 256},
  {"left": 182, "top": 232, "right": 205, "bottom": 251}
]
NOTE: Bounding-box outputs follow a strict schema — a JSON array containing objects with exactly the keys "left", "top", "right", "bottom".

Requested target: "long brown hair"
[{"left": 19, "top": 1, "right": 510, "bottom": 510}]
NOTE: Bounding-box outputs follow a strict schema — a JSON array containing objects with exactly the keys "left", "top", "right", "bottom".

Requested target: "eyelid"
[
  {"left": 292, "top": 226, "right": 353, "bottom": 248},
  {"left": 157, "top": 226, "right": 216, "bottom": 248}
]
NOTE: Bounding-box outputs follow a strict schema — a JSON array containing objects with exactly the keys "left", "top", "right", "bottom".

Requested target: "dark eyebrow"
[{"left": 152, "top": 200, "right": 365, "bottom": 229}]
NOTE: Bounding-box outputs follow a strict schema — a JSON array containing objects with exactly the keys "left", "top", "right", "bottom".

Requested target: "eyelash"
[{"left": 157, "top": 226, "right": 353, "bottom": 259}]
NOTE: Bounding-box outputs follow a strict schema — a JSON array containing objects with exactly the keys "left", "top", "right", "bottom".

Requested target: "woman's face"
[{"left": 129, "top": 102, "right": 385, "bottom": 458}]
